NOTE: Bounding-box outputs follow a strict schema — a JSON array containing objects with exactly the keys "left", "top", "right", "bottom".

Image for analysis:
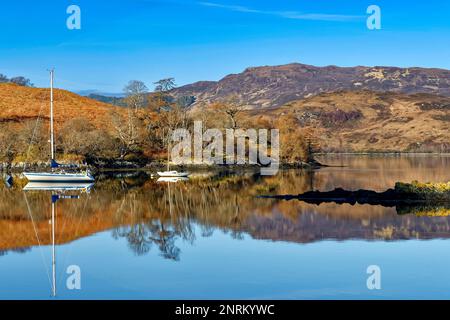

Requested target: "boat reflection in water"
[
  {"left": 22, "top": 181, "right": 94, "bottom": 297},
  {"left": 157, "top": 177, "right": 189, "bottom": 183},
  {"left": 23, "top": 182, "right": 94, "bottom": 192}
]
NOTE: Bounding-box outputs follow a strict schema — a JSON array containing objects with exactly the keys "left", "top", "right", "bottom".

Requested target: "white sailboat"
[
  {"left": 157, "top": 171, "right": 190, "bottom": 178},
  {"left": 23, "top": 70, "right": 94, "bottom": 183},
  {"left": 157, "top": 131, "right": 189, "bottom": 178},
  {"left": 157, "top": 176, "right": 189, "bottom": 183}
]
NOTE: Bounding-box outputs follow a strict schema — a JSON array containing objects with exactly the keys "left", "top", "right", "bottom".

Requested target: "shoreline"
[
  {"left": 1, "top": 161, "right": 320, "bottom": 173},
  {"left": 316, "top": 152, "right": 450, "bottom": 156},
  {"left": 2, "top": 152, "right": 450, "bottom": 173}
]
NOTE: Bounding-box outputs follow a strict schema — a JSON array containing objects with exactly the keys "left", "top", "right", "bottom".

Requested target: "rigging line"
[
  {"left": 23, "top": 100, "right": 46, "bottom": 170},
  {"left": 23, "top": 192, "right": 53, "bottom": 290},
  {"left": 57, "top": 191, "right": 91, "bottom": 287}
]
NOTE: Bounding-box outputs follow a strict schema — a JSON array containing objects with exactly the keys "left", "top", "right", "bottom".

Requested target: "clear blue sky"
[{"left": 0, "top": 0, "right": 448, "bottom": 92}]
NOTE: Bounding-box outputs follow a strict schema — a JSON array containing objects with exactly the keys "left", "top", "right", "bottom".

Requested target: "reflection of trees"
[
  {"left": 0, "top": 247, "right": 31, "bottom": 256},
  {"left": 2, "top": 165, "right": 450, "bottom": 255},
  {"left": 116, "top": 220, "right": 182, "bottom": 260},
  {"left": 113, "top": 215, "right": 196, "bottom": 260},
  {"left": 148, "top": 220, "right": 180, "bottom": 260},
  {"left": 114, "top": 224, "right": 152, "bottom": 256},
  {"left": 200, "top": 225, "right": 214, "bottom": 237},
  {"left": 107, "top": 174, "right": 267, "bottom": 259},
  {"left": 0, "top": 170, "right": 389, "bottom": 254}
]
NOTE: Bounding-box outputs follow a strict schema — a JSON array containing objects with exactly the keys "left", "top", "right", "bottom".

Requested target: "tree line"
[
  {"left": 0, "top": 73, "right": 33, "bottom": 87},
  {"left": 0, "top": 78, "right": 314, "bottom": 168}
]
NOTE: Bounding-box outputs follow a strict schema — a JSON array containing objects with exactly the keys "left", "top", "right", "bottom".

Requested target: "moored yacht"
[
  {"left": 23, "top": 70, "right": 94, "bottom": 183},
  {"left": 157, "top": 135, "right": 189, "bottom": 178}
]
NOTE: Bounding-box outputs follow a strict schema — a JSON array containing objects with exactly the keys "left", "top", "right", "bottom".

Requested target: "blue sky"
[{"left": 0, "top": 0, "right": 449, "bottom": 92}]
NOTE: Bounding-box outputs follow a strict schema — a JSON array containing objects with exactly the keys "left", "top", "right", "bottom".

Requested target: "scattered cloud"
[{"left": 197, "top": 2, "right": 363, "bottom": 22}]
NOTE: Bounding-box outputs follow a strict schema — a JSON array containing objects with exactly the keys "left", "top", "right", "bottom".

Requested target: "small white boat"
[
  {"left": 157, "top": 171, "right": 190, "bottom": 178},
  {"left": 23, "top": 70, "right": 94, "bottom": 183},
  {"left": 157, "top": 132, "right": 190, "bottom": 179},
  {"left": 157, "top": 177, "right": 189, "bottom": 183}
]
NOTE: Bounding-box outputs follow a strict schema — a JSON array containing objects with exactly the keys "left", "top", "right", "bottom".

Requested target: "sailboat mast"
[{"left": 50, "top": 69, "right": 55, "bottom": 161}]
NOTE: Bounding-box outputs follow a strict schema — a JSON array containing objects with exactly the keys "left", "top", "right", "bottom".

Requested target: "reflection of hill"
[
  {"left": 0, "top": 188, "right": 132, "bottom": 250},
  {"left": 244, "top": 203, "right": 450, "bottom": 243},
  {"left": 315, "top": 155, "right": 450, "bottom": 192},
  {"left": 1, "top": 160, "right": 450, "bottom": 255}
]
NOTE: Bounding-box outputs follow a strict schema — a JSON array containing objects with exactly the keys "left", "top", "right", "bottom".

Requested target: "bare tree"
[
  {"left": 0, "top": 125, "right": 20, "bottom": 168},
  {"left": 213, "top": 95, "right": 245, "bottom": 129},
  {"left": 59, "top": 118, "right": 95, "bottom": 155},
  {"left": 20, "top": 120, "right": 48, "bottom": 162},
  {"left": 58, "top": 117, "right": 117, "bottom": 160},
  {"left": 123, "top": 80, "right": 148, "bottom": 111},
  {"left": 111, "top": 111, "right": 142, "bottom": 159}
]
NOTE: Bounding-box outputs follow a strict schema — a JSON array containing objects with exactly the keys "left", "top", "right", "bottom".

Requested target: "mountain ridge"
[{"left": 173, "top": 62, "right": 450, "bottom": 109}]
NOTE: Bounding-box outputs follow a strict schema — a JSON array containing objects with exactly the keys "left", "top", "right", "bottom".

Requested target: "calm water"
[{"left": 1, "top": 155, "right": 450, "bottom": 300}]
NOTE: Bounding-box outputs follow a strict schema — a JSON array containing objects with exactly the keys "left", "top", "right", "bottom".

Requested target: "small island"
[{"left": 261, "top": 181, "right": 450, "bottom": 206}]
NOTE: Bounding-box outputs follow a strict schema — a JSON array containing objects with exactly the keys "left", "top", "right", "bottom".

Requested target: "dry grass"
[
  {"left": 0, "top": 83, "right": 126, "bottom": 131},
  {"left": 268, "top": 90, "right": 450, "bottom": 152}
]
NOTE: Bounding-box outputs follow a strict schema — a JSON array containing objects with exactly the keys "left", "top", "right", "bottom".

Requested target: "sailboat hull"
[
  {"left": 23, "top": 172, "right": 94, "bottom": 182},
  {"left": 157, "top": 171, "right": 189, "bottom": 177}
]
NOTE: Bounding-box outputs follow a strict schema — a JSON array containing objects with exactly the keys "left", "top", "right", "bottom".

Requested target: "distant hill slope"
[
  {"left": 173, "top": 63, "right": 450, "bottom": 109},
  {"left": 76, "top": 90, "right": 125, "bottom": 98},
  {"left": 267, "top": 90, "right": 450, "bottom": 152},
  {"left": 86, "top": 93, "right": 127, "bottom": 107},
  {"left": 0, "top": 83, "right": 123, "bottom": 129}
]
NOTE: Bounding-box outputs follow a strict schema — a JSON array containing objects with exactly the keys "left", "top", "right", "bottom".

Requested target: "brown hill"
[
  {"left": 267, "top": 90, "right": 450, "bottom": 152},
  {"left": 0, "top": 83, "right": 123, "bottom": 129},
  {"left": 174, "top": 63, "right": 450, "bottom": 109},
  {"left": 2, "top": 79, "right": 449, "bottom": 155}
]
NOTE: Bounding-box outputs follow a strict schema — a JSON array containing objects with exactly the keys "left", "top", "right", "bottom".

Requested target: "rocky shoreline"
[{"left": 0, "top": 159, "right": 323, "bottom": 173}]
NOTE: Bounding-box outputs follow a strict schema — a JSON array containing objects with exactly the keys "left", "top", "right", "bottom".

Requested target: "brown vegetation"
[
  {"left": 0, "top": 82, "right": 313, "bottom": 167},
  {"left": 270, "top": 90, "right": 450, "bottom": 153},
  {"left": 5, "top": 79, "right": 449, "bottom": 166}
]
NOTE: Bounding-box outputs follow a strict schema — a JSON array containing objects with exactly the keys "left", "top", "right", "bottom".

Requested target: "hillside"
[
  {"left": 173, "top": 63, "right": 450, "bottom": 109},
  {"left": 0, "top": 83, "right": 124, "bottom": 129},
  {"left": 267, "top": 90, "right": 450, "bottom": 152},
  {"left": 2, "top": 74, "right": 449, "bottom": 156}
]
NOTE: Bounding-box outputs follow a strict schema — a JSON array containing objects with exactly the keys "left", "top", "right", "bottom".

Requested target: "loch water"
[{"left": 1, "top": 155, "right": 450, "bottom": 299}]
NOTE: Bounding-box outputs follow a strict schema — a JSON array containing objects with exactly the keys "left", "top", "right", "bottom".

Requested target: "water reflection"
[
  {"left": 0, "top": 155, "right": 450, "bottom": 261},
  {"left": 20, "top": 182, "right": 94, "bottom": 297}
]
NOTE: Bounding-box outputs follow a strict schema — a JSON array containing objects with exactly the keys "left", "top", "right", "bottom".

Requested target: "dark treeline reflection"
[{"left": 1, "top": 155, "right": 450, "bottom": 259}]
